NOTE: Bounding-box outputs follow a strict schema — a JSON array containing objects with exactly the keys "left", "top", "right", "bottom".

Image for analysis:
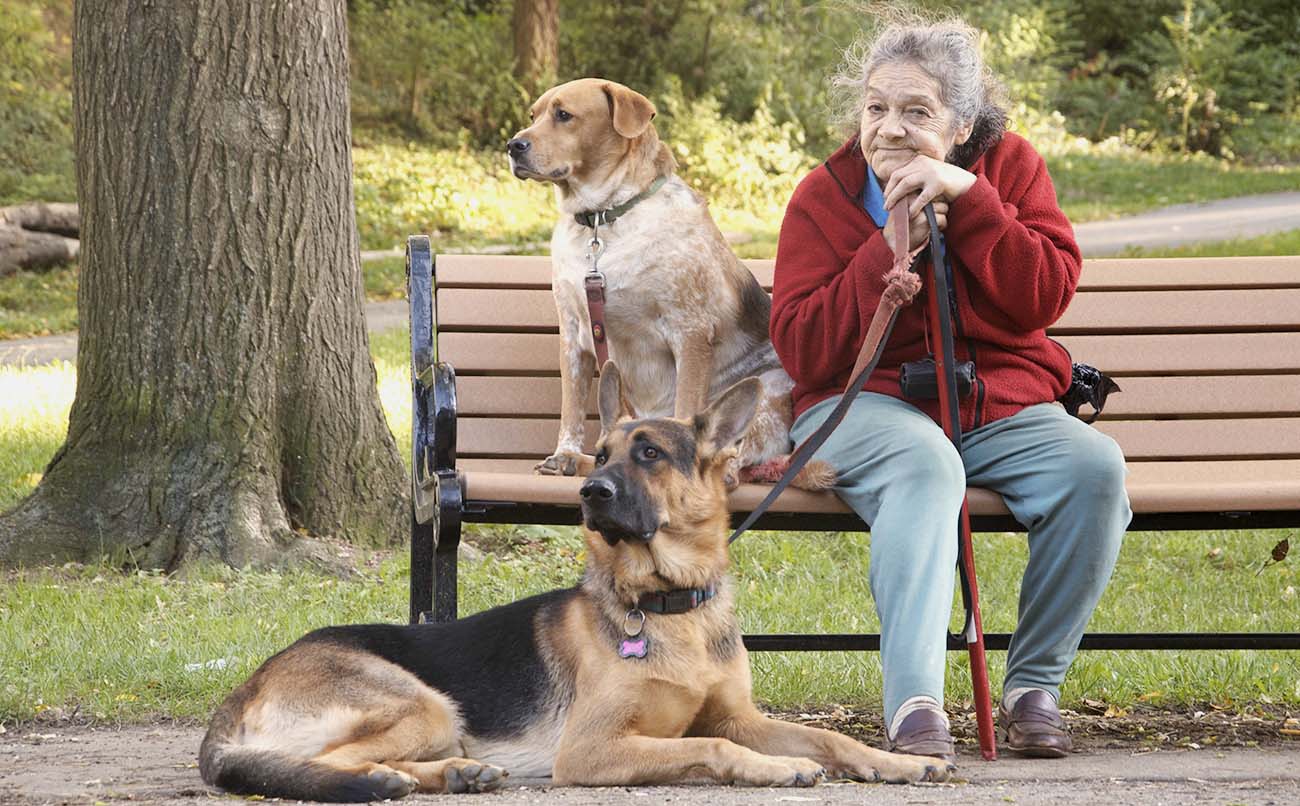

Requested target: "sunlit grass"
[
  {"left": 0, "top": 361, "right": 75, "bottom": 511},
  {"left": 1120, "top": 228, "right": 1300, "bottom": 259}
]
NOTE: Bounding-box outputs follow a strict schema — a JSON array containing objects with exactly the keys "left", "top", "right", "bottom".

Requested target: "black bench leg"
[
  {"left": 409, "top": 509, "right": 434, "bottom": 624},
  {"left": 432, "top": 471, "right": 462, "bottom": 622}
]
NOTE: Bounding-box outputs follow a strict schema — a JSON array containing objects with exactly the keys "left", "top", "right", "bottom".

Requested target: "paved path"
[
  {"left": 3, "top": 192, "right": 1297, "bottom": 368},
  {"left": 2, "top": 724, "right": 1297, "bottom": 806}
]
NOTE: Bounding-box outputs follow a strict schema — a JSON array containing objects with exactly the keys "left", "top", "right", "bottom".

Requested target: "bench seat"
[{"left": 406, "top": 241, "right": 1300, "bottom": 650}]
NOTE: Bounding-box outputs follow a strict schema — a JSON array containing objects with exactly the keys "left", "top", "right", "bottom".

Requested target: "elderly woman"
[{"left": 770, "top": 19, "right": 1131, "bottom": 763}]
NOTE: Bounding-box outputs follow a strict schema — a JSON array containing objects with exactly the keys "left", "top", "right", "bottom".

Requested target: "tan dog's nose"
[{"left": 507, "top": 138, "right": 531, "bottom": 157}]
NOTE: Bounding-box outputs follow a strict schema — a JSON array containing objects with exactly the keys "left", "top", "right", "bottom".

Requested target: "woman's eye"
[
  {"left": 909, "top": 108, "right": 930, "bottom": 118},
  {"left": 866, "top": 103, "right": 884, "bottom": 114},
  {"left": 555, "top": 108, "right": 572, "bottom": 122}
]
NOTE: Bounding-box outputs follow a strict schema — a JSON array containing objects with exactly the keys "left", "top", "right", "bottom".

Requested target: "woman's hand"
[
  {"left": 883, "top": 200, "right": 948, "bottom": 253},
  {"left": 883, "top": 154, "right": 976, "bottom": 216}
]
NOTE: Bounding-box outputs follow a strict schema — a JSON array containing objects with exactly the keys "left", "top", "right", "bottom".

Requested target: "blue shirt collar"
[{"left": 860, "top": 165, "right": 888, "bottom": 228}]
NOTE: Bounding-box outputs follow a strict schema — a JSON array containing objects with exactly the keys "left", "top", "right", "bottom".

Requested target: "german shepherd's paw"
[
  {"left": 741, "top": 755, "right": 826, "bottom": 787},
  {"left": 535, "top": 450, "right": 593, "bottom": 477},
  {"left": 370, "top": 767, "right": 419, "bottom": 799},
  {"left": 439, "top": 758, "right": 508, "bottom": 794},
  {"left": 872, "top": 755, "right": 956, "bottom": 785}
]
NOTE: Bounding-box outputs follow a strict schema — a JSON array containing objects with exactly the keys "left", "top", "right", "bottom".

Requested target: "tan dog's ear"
[
  {"left": 695, "top": 378, "right": 760, "bottom": 459},
  {"left": 603, "top": 82, "right": 656, "bottom": 139},
  {"left": 597, "top": 361, "right": 637, "bottom": 432}
]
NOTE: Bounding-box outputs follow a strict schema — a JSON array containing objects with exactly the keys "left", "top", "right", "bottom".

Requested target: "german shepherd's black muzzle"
[{"left": 580, "top": 466, "right": 659, "bottom": 546}]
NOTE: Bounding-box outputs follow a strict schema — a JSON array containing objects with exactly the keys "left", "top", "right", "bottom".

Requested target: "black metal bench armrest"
[{"left": 408, "top": 236, "right": 464, "bottom": 623}]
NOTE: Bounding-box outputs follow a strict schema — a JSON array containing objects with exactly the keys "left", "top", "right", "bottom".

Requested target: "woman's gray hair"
[{"left": 830, "top": 16, "right": 1008, "bottom": 167}]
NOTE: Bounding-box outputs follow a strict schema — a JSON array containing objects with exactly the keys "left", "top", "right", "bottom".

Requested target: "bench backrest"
[{"left": 431, "top": 255, "right": 1300, "bottom": 474}]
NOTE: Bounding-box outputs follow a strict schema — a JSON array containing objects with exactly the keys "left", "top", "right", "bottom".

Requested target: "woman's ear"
[{"left": 952, "top": 120, "right": 973, "bottom": 147}]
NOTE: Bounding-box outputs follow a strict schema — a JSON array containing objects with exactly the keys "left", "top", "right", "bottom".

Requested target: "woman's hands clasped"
[{"left": 880, "top": 154, "right": 975, "bottom": 252}]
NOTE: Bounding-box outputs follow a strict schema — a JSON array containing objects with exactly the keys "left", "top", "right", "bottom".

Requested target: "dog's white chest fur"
[{"left": 550, "top": 180, "right": 714, "bottom": 418}]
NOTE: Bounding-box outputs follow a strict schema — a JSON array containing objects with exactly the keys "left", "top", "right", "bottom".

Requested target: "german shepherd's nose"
[{"left": 580, "top": 477, "right": 616, "bottom": 502}]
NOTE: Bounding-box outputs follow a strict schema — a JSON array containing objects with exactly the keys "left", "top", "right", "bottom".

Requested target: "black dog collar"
[
  {"left": 637, "top": 585, "right": 716, "bottom": 614},
  {"left": 574, "top": 175, "right": 669, "bottom": 228}
]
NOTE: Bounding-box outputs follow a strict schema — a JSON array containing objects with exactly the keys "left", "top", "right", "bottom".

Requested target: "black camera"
[{"left": 899, "top": 357, "right": 976, "bottom": 400}]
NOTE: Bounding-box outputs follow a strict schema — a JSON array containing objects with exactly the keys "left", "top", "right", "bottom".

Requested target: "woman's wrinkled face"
[{"left": 859, "top": 61, "right": 971, "bottom": 183}]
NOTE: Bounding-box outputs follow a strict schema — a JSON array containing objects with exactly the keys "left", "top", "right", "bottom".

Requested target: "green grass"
[
  {"left": 1119, "top": 228, "right": 1300, "bottom": 259},
  {"left": 1045, "top": 150, "right": 1300, "bottom": 224},
  {"left": 1, "top": 330, "right": 1297, "bottom": 725},
  {"left": 0, "top": 263, "right": 78, "bottom": 339}
]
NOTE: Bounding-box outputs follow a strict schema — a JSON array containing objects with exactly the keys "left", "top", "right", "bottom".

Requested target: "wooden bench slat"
[
  {"left": 455, "top": 415, "right": 1300, "bottom": 461},
  {"left": 437, "top": 286, "right": 1300, "bottom": 334},
  {"left": 438, "top": 332, "right": 1300, "bottom": 375},
  {"left": 457, "top": 459, "right": 1300, "bottom": 516},
  {"left": 453, "top": 375, "right": 1300, "bottom": 419},
  {"left": 433, "top": 254, "right": 1300, "bottom": 291}
]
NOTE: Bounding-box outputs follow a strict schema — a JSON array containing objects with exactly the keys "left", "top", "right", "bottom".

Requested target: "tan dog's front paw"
[
  {"left": 535, "top": 451, "right": 591, "bottom": 476},
  {"left": 740, "top": 755, "right": 825, "bottom": 788}
]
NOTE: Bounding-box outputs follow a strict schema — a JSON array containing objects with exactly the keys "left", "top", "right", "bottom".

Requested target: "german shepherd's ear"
[
  {"left": 695, "top": 378, "right": 761, "bottom": 459},
  {"left": 597, "top": 361, "right": 637, "bottom": 432},
  {"left": 603, "top": 82, "right": 656, "bottom": 139}
]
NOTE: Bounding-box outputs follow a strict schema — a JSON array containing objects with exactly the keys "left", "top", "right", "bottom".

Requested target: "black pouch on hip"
[
  {"left": 1059, "top": 363, "right": 1121, "bottom": 423},
  {"left": 899, "top": 356, "right": 975, "bottom": 400}
]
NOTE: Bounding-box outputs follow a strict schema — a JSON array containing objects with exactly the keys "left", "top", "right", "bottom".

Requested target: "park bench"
[{"left": 404, "top": 236, "right": 1300, "bottom": 652}]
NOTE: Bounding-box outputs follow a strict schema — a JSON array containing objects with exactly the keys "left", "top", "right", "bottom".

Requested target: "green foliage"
[
  {"left": 349, "top": 0, "right": 529, "bottom": 146},
  {"left": 657, "top": 81, "right": 817, "bottom": 226},
  {"left": 351, "top": 138, "right": 553, "bottom": 250},
  {"left": 0, "top": 0, "right": 75, "bottom": 204}
]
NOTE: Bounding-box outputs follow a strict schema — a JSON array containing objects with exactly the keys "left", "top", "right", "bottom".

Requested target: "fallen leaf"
[{"left": 1272, "top": 538, "right": 1290, "bottom": 563}]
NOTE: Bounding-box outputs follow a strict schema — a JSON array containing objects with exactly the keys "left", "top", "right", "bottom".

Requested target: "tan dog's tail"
[
  {"left": 199, "top": 707, "right": 412, "bottom": 802},
  {"left": 740, "top": 455, "right": 837, "bottom": 491}
]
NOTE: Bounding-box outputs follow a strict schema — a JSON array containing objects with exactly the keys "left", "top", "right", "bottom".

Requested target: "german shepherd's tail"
[{"left": 199, "top": 706, "right": 414, "bottom": 802}]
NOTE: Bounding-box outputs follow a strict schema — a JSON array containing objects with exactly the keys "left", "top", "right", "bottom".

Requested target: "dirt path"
[{"left": 3, "top": 720, "right": 1297, "bottom": 806}]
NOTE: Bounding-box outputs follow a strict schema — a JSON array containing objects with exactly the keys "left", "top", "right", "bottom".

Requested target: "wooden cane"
[{"left": 919, "top": 203, "right": 998, "bottom": 761}]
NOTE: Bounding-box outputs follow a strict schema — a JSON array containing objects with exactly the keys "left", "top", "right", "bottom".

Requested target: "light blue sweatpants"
[{"left": 790, "top": 392, "right": 1131, "bottom": 725}]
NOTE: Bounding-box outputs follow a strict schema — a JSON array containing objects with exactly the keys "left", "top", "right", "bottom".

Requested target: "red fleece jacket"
[{"left": 770, "top": 132, "right": 1081, "bottom": 430}]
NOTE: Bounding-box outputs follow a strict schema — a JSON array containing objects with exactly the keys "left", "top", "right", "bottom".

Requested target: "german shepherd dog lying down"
[{"left": 199, "top": 364, "right": 953, "bottom": 800}]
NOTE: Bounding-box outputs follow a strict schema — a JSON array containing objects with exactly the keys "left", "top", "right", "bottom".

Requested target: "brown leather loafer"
[
  {"left": 885, "top": 709, "right": 957, "bottom": 765},
  {"left": 998, "top": 689, "right": 1072, "bottom": 758}
]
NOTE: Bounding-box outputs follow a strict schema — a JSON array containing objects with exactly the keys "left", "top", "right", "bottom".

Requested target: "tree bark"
[
  {"left": 0, "top": 0, "right": 408, "bottom": 569},
  {"left": 512, "top": 0, "right": 559, "bottom": 90}
]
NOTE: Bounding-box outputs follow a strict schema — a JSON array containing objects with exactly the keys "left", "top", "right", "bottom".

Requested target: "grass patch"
[
  {"left": 0, "top": 263, "right": 78, "bottom": 340},
  {"left": 2, "top": 331, "right": 1297, "bottom": 724},
  {"left": 1119, "top": 228, "right": 1300, "bottom": 259},
  {"left": 1045, "top": 150, "right": 1300, "bottom": 224}
]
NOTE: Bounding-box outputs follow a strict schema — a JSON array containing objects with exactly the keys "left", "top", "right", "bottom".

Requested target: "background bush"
[{"left": 5, "top": 0, "right": 1298, "bottom": 221}]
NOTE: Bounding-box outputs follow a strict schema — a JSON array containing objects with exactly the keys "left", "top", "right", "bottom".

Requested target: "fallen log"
[{"left": 0, "top": 203, "right": 80, "bottom": 276}]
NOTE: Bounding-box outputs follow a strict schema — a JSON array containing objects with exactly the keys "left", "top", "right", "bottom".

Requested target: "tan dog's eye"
[
  {"left": 555, "top": 108, "right": 573, "bottom": 123},
  {"left": 595, "top": 451, "right": 607, "bottom": 466}
]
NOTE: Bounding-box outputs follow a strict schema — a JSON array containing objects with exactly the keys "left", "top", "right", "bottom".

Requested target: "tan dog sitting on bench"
[{"left": 507, "top": 78, "right": 832, "bottom": 490}]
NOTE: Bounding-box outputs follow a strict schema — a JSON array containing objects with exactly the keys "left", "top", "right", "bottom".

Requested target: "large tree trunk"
[
  {"left": 0, "top": 0, "right": 408, "bottom": 569},
  {"left": 512, "top": 0, "right": 559, "bottom": 90}
]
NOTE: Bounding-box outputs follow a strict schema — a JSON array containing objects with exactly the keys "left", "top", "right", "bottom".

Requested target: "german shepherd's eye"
[
  {"left": 554, "top": 108, "right": 573, "bottom": 123},
  {"left": 595, "top": 450, "right": 608, "bottom": 466},
  {"left": 637, "top": 444, "right": 660, "bottom": 462}
]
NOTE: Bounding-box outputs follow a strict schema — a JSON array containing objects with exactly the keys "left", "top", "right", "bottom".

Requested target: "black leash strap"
[{"left": 923, "top": 205, "right": 977, "bottom": 643}]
